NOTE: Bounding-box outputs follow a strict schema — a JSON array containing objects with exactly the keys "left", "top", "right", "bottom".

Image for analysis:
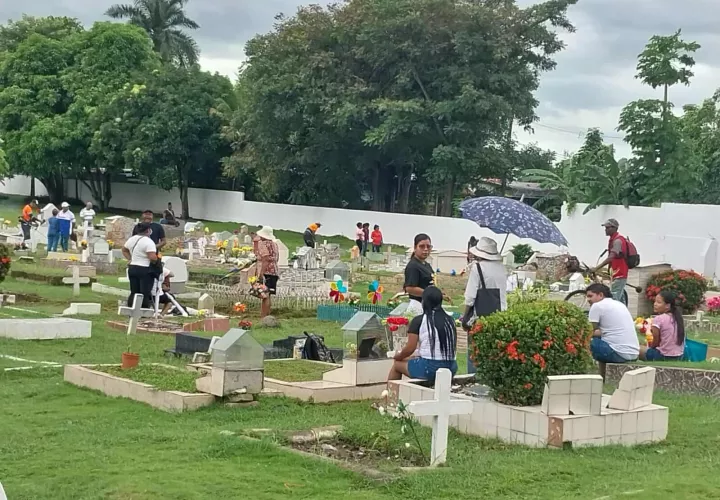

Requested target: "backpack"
[
  {"left": 623, "top": 236, "right": 640, "bottom": 269},
  {"left": 301, "top": 332, "right": 336, "bottom": 363}
]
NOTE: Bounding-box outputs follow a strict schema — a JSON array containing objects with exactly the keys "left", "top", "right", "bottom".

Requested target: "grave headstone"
[
  {"left": 29, "top": 225, "right": 48, "bottom": 251},
  {"left": 198, "top": 293, "right": 215, "bottom": 314},
  {"left": 65, "top": 265, "right": 96, "bottom": 278},
  {"left": 118, "top": 293, "right": 155, "bottom": 334},
  {"left": 187, "top": 241, "right": 196, "bottom": 261},
  {"left": 93, "top": 239, "right": 110, "bottom": 256},
  {"left": 162, "top": 256, "right": 188, "bottom": 293},
  {"left": 0, "top": 294, "right": 16, "bottom": 308},
  {"left": 276, "top": 239, "right": 289, "bottom": 267},
  {"left": 243, "top": 234, "right": 252, "bottom": 245},
  {"left": 324, "top": 260, "right": 350, "bottom": 282},
  {"left": 40, "top": 203, "right": 58, "bottom": 222},
  {"left": 62, "top": 303, "right": 101, "bottom": 315},
  {"left": 215, "top": 231, "right": 233, "bottom": 243},
  {"left": 240, "top": 225, "right": 249, "bottom": 237},
  {"left": 407, "top": 369, "right": 473, "bottom": 466},
  {"left": 105, "top": 216, "right": 136, "bottom": 245},
  {"left": 62, "top": 266, "right": 90, "bottom": 296}
]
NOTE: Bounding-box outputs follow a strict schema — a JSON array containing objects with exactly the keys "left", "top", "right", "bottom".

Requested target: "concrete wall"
[{"left": 2, "top": 176, "right": 718, "bottom": 276}]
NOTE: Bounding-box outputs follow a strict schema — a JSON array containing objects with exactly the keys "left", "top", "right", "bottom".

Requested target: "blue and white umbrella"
[{"left": 459, "top": 196, "right": 568, "bottom": 247}]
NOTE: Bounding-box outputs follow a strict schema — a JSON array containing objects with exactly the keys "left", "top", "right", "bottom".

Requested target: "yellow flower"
[{"left": 248, "top": 276, "right": 257, "bottom": 284}]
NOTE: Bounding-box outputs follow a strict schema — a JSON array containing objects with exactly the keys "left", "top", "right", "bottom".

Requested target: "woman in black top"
[{"left": 404, "top": 233, "right": 436, "bottom": 314}]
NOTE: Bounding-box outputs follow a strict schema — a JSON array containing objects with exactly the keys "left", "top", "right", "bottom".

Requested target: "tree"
[
  {"left": 0, "top": 15, "right": 82, "bottom": 52},
  {"left": 227, "top": 0, "right": 579, "bottom": 214},
  {"left": 523, "top": 129, "right": 636, "bottom": 218},
  {"left": 0, "top": 138, "right": 9, "bottom": 176},
  {"left": 105, "top": 0, "right": 200, "bottom": 67},
  {"left": 680, "top": 91, "right": 720, "bottom": 204},
  {"left": 618, "top": 31, "right": 702, "bottom": 205},
  {"left": 119, "top": 67, "right": 233, "bottom": 217}
]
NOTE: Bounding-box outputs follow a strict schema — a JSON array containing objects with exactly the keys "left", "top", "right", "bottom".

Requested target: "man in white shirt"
[
  {"left": 587, "top": 283, "right": 640, "bottom": 380},
  {"left": 56, "top": 202, "right": 76, "bottom": 251},
  {"left": 79, "top": 201, "right": 96, "bottom": 237}
]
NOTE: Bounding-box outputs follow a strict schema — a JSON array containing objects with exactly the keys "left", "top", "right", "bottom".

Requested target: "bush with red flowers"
[
  {"left": 469, "top": 301, "right": 593, "bottom": 407},
  {"left": 0, "top": 243, "right": 11, "bottom": 282},
  {"left": 386, "top": 316, "right": 409, "bottom": 332},
  {"left": 645, "top": 269, "right": 707, "bottom": 312}
]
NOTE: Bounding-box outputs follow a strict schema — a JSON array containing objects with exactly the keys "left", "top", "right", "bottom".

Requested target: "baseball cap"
[
  {"left": 601, "top": 218, "right": 619, "bottom": 228},
  {"left": 61, "top": 202, "right": 70, "bottom": 208}
]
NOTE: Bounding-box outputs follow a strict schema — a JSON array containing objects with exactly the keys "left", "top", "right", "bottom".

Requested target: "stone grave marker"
[
  {"left": 29, "top": 225, "right": 48, "bottom": 252},
  {"left": 407, "top": 368, "right": 473, "bottom": 466},
  {"left": 187, "top": 241, "right": 196, "bottom": 261},
  {"left": 198, "top": 293, "right": 215, "bottom": 314},
  {"left": 240, "top": 225, "right": 249, "bottom": 237},
  {"left": 40, "top": 203, "right": 58, "bottom": 222},
  {"left": 63, "top": 303, "right": 102, "bottom": 315},
  {"left": 0, "top": 294, "right": 16, "bottom": 308},
  {"left": 243, "top": 234, "right": 252, "bottom": 245},
  {"left": 105, "top": 216, "right": 136, "bottom": 246},
  {"left": 162, "top": 256, "right": 188, "bottom": 293},
  {"left": 93, "top": 239, "right": 110, "bottom": 257},
  {"left": 276, "top": 239, "right": 289, "bottom": 267},
  {"left": 118, "top": 293, "right": 155, "bottom": 335},
  {"left": 65, "top": 265, "right": 96, "bottom": 278},
  {"left": 63, "top": 266, "right": 90, "bottom": 296},
  {"left": 214, "top": 231, "right": 233, "bottom": 243}
]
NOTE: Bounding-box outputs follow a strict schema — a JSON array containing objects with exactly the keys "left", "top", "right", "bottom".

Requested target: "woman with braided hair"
[{"left": 387, "top": 286, "right": 458, "bottom": 383}]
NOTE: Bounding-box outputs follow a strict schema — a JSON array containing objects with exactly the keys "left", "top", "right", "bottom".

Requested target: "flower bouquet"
[
  {"left": 238, "top": 319, "right": 253, "bottom": 329},
  {"left": 249, "top": 277, "right": 269, "bottom": 299},
  {"left": 708, "top": 296, "right": 720, "bottom": 315},
  {"left": 635, "top": 317, "right": 653, "bottom": 345}
]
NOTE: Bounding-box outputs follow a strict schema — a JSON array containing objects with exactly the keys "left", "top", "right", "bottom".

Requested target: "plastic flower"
[
  {"left": 233, "top": 302, "right": 247, "bottom": 313},
  {"left": 377, "top": 406, "right": 386, "bottom": 415},
  {"left": 381, "top": 390, "right": 389, "bottom": 398},
  {"left": 329, "top": 279, "right": 347, "bottom": 303},
  {"left": 106, "top": 240, "right": 114, "bottom": 247},
  {"left": 248, "top": 276, "right": 258, "bottom": 284}
]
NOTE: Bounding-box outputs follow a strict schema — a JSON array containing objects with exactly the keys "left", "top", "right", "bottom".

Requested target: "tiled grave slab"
[
  {"left": 388, "top": 377, "right": 668, "bottom": 449},
  {"left": 607, "top": 363, "right": 720, "bottom": 397},
  {"left": 0, "top": 318, "right": 91, "bottom": 339},
  {"left": 64, "top": 364, "right": 215, "bottom": 412}
]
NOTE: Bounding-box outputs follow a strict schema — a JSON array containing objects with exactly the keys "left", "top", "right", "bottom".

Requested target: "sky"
[{"left": 3, "top": 0, "right": 720, "bottom": 160}]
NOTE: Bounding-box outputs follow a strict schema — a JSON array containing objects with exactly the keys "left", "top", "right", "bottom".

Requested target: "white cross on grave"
[
  {"left": 187, "top": 241, "right": 195, "bottom": 261},
  {"left": 62, "top": 266, "right": 90, "bottom": 297},
  {"left": 117, "top": 293, "right": 155, "bottom": 335},
  {"left": 407, "top": 369, "right": 473, "bottom": 467}
]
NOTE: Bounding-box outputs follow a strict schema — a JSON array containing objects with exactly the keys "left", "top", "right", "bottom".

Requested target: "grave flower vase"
[{"left": 121, "top": 352, "right": 140, "bottom": 369}]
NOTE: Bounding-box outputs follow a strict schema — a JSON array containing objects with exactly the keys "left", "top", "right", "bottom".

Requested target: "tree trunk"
[
  {"left": 81, "top": 169, "right": 112, "bottom": 211},
  {"left": 371, "top": 162, "right": 383, "bottom": 211},
  {"left": 440, "top": 176, "right": 455, "bottom": 216},
  {"left": 40, "top": 174, "right": 65, "bottom": 204},
  {"left": 398, "top": 166, "right": 414, "bottom": 213},
  {"left": 30, "top": 176, "right": 35, "bottom": 198},
  {"left": 178, "top": 166, "right": 190, "bottom": 219}
]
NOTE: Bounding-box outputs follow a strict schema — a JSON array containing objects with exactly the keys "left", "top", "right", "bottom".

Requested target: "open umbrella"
[{"left": 459, "top": 196, "right": 568, "bottom": 248}]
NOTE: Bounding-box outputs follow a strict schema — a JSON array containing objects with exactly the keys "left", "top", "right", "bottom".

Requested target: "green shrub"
[
  {"left": 507, "top": 287, "right": 548, "bottom": 309},
  {"left": 0, "top": 243, "right": 12, "bottom": 283},
  {"left": 645, "top": 269, "right": 707, "bottom": 312},
  {"left": 510, "top": 244, "right": 534, "bottom": 264},
  {"left": 469, "top": 301, "right": 593, "bottom": 406}
]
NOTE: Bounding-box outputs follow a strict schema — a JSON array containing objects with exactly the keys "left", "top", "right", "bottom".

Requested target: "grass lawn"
[
  {"left": 264, "top": 359, "right": 337, "bottom": 382},
  {"left": 94, "top": 364, "right": 202, "bottom": 393}
]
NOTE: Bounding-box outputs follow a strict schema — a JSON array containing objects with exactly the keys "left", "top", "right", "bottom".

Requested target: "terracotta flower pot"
[{"left": 121, "top": 352, "right": 140, "bottom": 369}]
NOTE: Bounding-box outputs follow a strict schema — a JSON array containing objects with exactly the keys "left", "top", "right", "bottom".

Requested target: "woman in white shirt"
[
  {"left": 122, "top": 222, "right": 158, "bottom": 308},
  {"left": 387, "top": 286, "right": 458, "bottom": 382}
]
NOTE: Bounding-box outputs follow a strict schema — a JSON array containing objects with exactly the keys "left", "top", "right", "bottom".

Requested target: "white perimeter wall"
[{"left": 3, "top": 176, "right": 719, "bottom": 277}]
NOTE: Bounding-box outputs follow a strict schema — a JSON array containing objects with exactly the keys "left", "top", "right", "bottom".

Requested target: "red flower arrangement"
[
  {"left": 645, "top": 269, "right": 707, "bottom": 312},
  {"left": 238, "top": 320, "right": 252, "bottom": 329},
  {"left": 386, "top": 316, "right": 409, "bottom": 332},
  {"left": 0, "top": 244, "right": 11, "bottom": 282}
]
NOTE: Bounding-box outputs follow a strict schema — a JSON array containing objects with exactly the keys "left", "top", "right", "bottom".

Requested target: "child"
[
  {"left": 371, "top": 225, "right": 383, "bottom": 252},
  {"left": 47, "top": 209, "right": 60, "bottom": 252},
  {"left": 640, "top": 290, "right": 685, "bottom": 361}
]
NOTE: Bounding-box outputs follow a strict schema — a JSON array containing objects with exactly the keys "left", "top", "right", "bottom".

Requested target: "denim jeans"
[
  {"left": 610, "top": 278, "right": 627, "bottom": 302},
  {"left": 59, "top": 233, "right": 69, "bottom": 252},
  {"left": 591, "top": 337, "right": 635, "bottom": 363},
  {"left": 47, "top": 233, "right": 59, "bottom": 252}
]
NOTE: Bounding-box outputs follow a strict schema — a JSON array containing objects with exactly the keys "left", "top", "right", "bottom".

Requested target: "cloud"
[{"left": 3, "top": 0, "right": 720, "bottom": 159}]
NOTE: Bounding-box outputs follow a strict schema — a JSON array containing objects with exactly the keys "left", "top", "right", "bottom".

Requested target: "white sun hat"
[
  {"left": 256, "top": 226, "right": 277, "bottom": 242},
  {"left": 469, "top": 236, "right": 502, "bottom": 261}
]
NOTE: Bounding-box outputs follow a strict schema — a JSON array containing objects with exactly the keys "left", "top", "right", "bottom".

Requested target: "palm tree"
[{"left": 106, "top": 0, "right": 200, "bottom": 67}]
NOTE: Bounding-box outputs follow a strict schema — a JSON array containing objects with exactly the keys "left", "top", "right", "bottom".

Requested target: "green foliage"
[
  {"left": 635, "top": 30, "right": 701, "bottom": 96},
  {"left": 645, "top": 269, "right": 708, "bottom": 313},
  {"left": 105, "top": 0, "right": 201, "bottom": 67},
  {"left": 0, "top": 243, "right": 12, "bottom": 283},
  {"left": 523, "top": 129, "right": 636, "bottom": 216},
  {"left": 506, "top": 287, "right": 548, "bottom": 309},
  {"left": 469, "top": 301, "right": 592, "bottom": 406},
  {"left": 227, "top": 0, "right": 578, "bottom": 213},
  {"left": 510, "top": 244, "right": 534, "bottom": 265},
  {"left": 679, "top": 91, "right": 720, "bottom": 204}
]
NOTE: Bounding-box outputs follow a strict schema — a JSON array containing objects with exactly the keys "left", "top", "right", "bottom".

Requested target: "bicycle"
[{"left": 563, "top": 262, "right": 642, "bottom": 311}]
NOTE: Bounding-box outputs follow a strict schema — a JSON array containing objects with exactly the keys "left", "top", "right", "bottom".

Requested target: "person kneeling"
[
  {"left": 387, "top": 286, "right": 458, "bottom": 383},
  {"left": 587, "top": 283, "right": 640, "bottom": 380},
  {"left": 640, "top": 291, "right": 685, "bottom": 362}
]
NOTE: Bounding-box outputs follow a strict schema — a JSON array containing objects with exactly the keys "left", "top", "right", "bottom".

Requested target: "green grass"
[
  {"left": 264, "top": 359, "right": 337, "bottom": 382},
  {"left": 94, "top": 364, "right": 201, "bottom": 393}
]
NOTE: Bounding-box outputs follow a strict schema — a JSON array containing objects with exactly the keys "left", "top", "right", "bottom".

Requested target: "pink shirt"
[
  {"left": 652, "top": 313, "right": 684, "bottom": 357},
  {"left": 355, "top": 228, "right": 365, "bottom": 241}
]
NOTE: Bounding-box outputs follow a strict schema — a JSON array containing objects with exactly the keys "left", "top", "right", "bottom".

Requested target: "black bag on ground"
[{"left": 301, "top": 332, "right": 336, "bottom": 363}]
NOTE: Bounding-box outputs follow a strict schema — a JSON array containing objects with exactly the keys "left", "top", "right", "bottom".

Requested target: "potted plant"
[{"left": 121, "top": 345, "right": 140, "bottom": 369}]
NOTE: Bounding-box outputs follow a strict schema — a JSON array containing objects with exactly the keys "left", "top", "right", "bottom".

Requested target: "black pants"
[
  {"left": 372, "top": 244, "right": 381, "bottom": 252},
  {"left": 127, "top": 265, "right": 154, "bottom": 308}
]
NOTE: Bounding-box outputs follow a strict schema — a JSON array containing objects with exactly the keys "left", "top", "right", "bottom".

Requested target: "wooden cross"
[
  {"left": 407, "top": 369, "right": 473, "bottom": 466},
  {"left": 62, "top": 265, "right": 90, "bottom": 297},
  {"left": 117, "top": 293, "right": 155, "bottom": 335}
]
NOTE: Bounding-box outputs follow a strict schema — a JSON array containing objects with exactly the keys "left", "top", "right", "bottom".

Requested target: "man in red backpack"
[{"left": 593, "top": 219, "right": 628, "bottom": 302}]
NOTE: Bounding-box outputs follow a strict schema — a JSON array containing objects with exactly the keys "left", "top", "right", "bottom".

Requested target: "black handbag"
[{"left": 472, "top": 262, "right": 502, "bottom": 318}]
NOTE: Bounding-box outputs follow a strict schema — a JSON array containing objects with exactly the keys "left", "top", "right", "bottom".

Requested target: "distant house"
[{"left": 472, "top": 179, "right": 554, "bottom": 206}]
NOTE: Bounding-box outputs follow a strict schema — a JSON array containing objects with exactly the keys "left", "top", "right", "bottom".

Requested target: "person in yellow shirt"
[{"left": 20, "top": 199, "right": 39, "bottom": 248}]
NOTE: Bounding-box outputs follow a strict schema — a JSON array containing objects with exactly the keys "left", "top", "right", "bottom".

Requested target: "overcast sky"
[{"left": 3, "top": 0, "right": 719, "bottom": 159}]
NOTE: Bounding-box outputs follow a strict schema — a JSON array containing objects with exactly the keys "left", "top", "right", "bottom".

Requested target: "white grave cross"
[
  {"left": 62, "top": 266, "right": 90, "bottom": 297},
  {"left": 187, "top": 241, "right": 195, "bottom": 261},
  {"left": 118, "top": 293, "right": 155, "bottom": 335},
  {"left": 406, "top": 369, "right": 473, "bottom": 466}
]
